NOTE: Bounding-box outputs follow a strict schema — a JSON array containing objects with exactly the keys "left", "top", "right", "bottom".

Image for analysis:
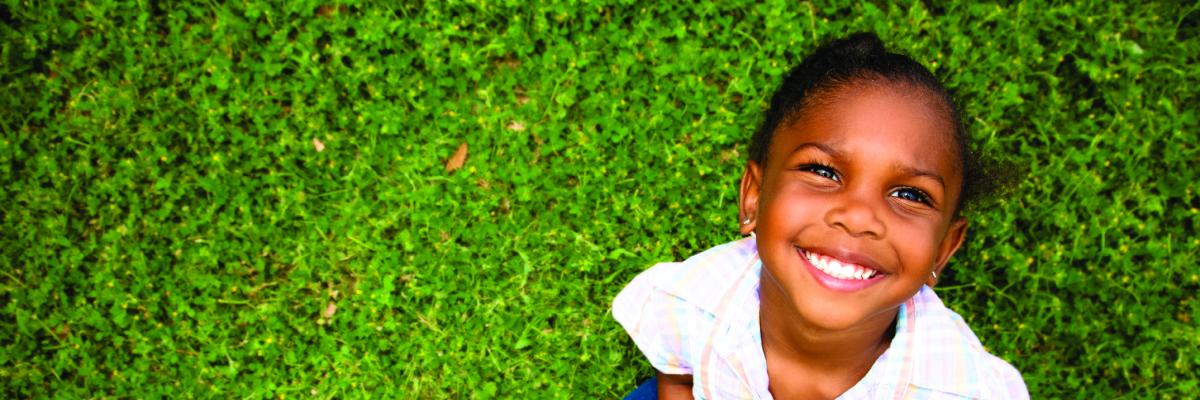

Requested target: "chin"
[{"left": 802, "top": 308, "right": 871, "bottom": 331}]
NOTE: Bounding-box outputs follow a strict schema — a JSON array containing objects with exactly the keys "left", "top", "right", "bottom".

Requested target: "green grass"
[{"left": 1, "top": 0, "right": 1197, "bottom": 398}]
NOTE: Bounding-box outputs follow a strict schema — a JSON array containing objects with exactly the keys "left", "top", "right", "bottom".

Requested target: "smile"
[
  {"left": 798, "top": 248, "right": 886, "bottom": 292},
  {"left": 801, "top": 249, "right": 880, "bottom": 280}
]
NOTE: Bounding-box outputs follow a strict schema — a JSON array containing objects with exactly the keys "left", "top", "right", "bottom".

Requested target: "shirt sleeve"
[
  {"left": 986, "top": 354, "right": 1030, "bottom": 400},
  {"left": 612, "top": 263, "right": 695, "bottom": 376}
]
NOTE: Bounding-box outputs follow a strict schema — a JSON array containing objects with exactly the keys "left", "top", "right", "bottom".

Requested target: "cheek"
[
  {"left": 758, "top": 180, "right": 825, "bottom": 228},
  {"left": 891, "top": 218, "right": 946, "bottom": 263}
]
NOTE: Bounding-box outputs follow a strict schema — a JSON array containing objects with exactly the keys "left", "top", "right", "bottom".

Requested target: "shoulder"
[
  {"left": 611, "top": 237, "right": 760, "bottom": 376},
  {"left": 905, "top": 288, "right": 1029, "bottom": 399},
  {"left": 977, "top": 351, "right": 1029, "bottom": 399},
  {"left": 907, "top": 352, "right": 1027, "bottom": 400},
  {"left": 615, "top": 237, "right": 758, "bottom": 315}
]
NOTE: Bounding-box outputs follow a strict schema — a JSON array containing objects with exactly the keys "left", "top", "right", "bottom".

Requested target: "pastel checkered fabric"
[{"left": 613, "top": 237, "right": 1028, "bottom": 399}]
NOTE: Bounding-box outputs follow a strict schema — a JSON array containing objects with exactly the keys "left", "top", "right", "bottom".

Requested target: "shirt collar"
[
  {"left": 656, "top": 236, "right": 759, "bottom": 317},
  {"left": 880, "top": 286, "right": 991, "bottom": 398}
]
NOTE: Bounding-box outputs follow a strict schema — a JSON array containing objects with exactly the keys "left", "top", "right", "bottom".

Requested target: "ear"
[
  {"left": 929, "top": 217, "right": 967, "bottom": 287},
  {"left": 738, "top": 161, "right": 763, "bottom": 235}
]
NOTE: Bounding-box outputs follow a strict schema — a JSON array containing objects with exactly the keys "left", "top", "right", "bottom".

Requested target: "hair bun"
[{"left": 830, "top": 32, "right": 887, "bottom": 59}]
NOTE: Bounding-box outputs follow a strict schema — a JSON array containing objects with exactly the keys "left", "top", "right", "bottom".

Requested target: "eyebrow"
[
  {"left": 791, "top": 142, "right": 946, "bottom": 188},
  {"left": 791, "top": 142, "right": 843, "bottom": 159},
  {"left": 892, "top": 163, "right": 946, "bottom": 188}
]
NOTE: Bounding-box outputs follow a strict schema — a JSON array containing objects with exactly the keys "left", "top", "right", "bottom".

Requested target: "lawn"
[{"left": 2, "top": 0, "right": 1197, "bottom": 398}]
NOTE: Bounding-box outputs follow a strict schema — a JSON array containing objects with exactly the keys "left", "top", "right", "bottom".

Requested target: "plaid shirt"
[{"left": 613, "top": 237, "right": 1028, "bottom": 399}]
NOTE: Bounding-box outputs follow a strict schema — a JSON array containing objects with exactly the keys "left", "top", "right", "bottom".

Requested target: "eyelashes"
[
  {"left": 797, "top": 162, "right": 840, "bottom": 182},
  {"left": 795, "top": 162, "right": 935, "bottom": 207},
  {"left": 890, "top": 187, "right": 933, "bottom": 206}
]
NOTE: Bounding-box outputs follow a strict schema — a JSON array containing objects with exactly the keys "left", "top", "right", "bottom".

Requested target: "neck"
[{"left": 758, "top": 272, "right": 896, "bottom": 395}]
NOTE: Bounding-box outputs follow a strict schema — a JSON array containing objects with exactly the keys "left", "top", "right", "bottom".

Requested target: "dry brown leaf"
[
  {"left": 322, "top": 302, "right": 337, "bottom": 319},
  {"left": 316, "top": 5, "right": 346, "bottom": 18},
  {"left": 495, "top": 56, "right": 521, "bottom": 70},
  {"left": 507, "top": 121, "right": 526, "bottom": 132},
  {"left": 55, "top": 324, "right": 70, "bottom": 339},
  {"left": 445, "top": 142, "right": 468, "bottom": 173},
  {"left": 515, "top": 87, "right": 530, "bottom": 105},
  {"left": 312, "top": 137, "right": 325, "bottom": 152}
]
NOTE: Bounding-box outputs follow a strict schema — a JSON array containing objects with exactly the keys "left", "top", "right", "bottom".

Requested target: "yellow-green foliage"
[{"left": 1, "top": 1, "right": 1196, "bottom": 398}]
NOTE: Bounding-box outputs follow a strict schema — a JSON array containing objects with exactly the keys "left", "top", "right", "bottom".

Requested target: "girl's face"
[{"left": 740, "top": 82, "right": 967, "bottom": 332}]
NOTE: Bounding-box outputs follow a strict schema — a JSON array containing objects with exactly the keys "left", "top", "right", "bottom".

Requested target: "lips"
[{"left": 798, "top": 248, "right": 887, "bottom": 292}]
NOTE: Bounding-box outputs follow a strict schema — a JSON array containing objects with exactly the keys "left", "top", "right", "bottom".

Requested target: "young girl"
[{"left": 613, "top": 33, "right": 1028, "bottom": 399}]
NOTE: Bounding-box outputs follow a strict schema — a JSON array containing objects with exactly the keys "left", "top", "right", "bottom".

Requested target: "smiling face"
[{"left": 740, "top": 81, "right": 968, "bottom": 332}]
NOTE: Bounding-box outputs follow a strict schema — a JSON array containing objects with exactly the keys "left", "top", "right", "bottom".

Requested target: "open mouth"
[{"left": 801, "top": 246, "right": 888, "bottom": 279}]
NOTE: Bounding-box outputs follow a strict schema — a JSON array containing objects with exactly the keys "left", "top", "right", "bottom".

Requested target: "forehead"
[{"left": 772, "top": 83, "right": 961, "bottom": 178}]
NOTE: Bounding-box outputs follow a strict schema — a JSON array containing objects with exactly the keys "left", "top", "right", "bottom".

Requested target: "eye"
[
  {"left": 799, "top": 163, "right": 840, "bottom": 182},
  {"left": 891, "top": 187, "right": 932, "bottom": 206}
]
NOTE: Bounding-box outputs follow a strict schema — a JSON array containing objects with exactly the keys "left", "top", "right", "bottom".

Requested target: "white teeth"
[{"left": 803, "top": 250, "right": 878, "bottom": 280}]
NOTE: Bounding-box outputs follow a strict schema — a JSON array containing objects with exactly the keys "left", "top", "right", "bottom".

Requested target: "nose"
[{"left": 823, "top": 189, "right": 886, "bottom": 239}]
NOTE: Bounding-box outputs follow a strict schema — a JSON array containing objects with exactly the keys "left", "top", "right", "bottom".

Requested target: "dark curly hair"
[{"left": 749, "top": 32, "right": 991, "bottom": 215}]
